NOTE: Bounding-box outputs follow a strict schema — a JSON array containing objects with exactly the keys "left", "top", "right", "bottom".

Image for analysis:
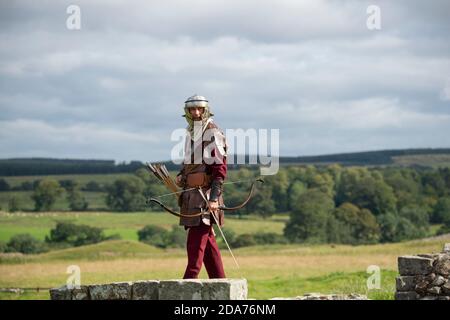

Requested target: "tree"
[
  {"left": 165, "top": 225, "right": 186, "bottom": 248},
  {"left": 398, "top": 206, "right": 429, "bottom": 235},
  {"left": 309, "top": 173, "right": 335, "bottom": 198},
  {"left": 46, "top": 222, "right": 106, "bottom": 247},
  {"left": 106, "top": 176, "right": 146, "bottom": 211},
  {"left": 0, "top": 178, "right": 10, "bottom": 191},
  {"left": 83, "top": 181, "right": 103, "bottom": 192},
  {"left": 421, "top": 171, "right": 447, "bottom": 197},
  {"left": 266, "top": 169, "right": 290, "bottom": 212},
  {"left": 137, "top": 225, "right": 186, "bottom": 248},
  {"left": 377, "top": 212, "right": 427, "bottom": 243},
  {"left": 59, "top": 179, "right": 77, "bottom": 191},
  {"left": 137, "top": 225, "right": 168, "bottom": 248},
  {"left": 31, "top": 179, "right": 64, "bottom": 211},
  {"left": 336, "top": 169, "right": 397, "bottom": 215},
  {"left": 65, "top": 181, "right": 88, "bottom": 211},
  {"left": 19, "top": 181, "right": 34, "bottom": 191},
  {"left": 384, "top": 169, "right": 421, "bottom": 210},
  {"left": 330, "top": 203, "right": 380, "bottom": 244},
  {"left": 432, "top": 197, "right": 450, "bottom": 224},
  {"left": 8, "top": 196, "right": 20, "bottom": 213},
  {"left": 284, "top": 189, "right": 335, "bottom": 243},
  {"left": 288, "top": 181, "right": 307, "bottom": 210},
  {"left": 6, "top": 234, "right": 47, "bottom": 254},
  {"left": 245, "top": 184, "right": 275, "bottom": 218},
  {"left": 67, "top": 189, "right": 89, "bottom": 211}
]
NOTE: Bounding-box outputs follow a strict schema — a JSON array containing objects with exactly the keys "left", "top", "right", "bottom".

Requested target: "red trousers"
[{"left": 183, "top": 222, "right": 226, "bottom": 279}]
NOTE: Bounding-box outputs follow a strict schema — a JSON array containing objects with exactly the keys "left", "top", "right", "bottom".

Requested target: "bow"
[{"left": 148, "top": 178, "right": 264, "bottom": 219}]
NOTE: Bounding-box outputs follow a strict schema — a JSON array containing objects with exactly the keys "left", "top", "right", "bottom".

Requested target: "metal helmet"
[
  {"left": 183, "top": 94, "right": 214, "bottom": 122},
  {"left": 184, "top": 95, "right": 209, "bottom": 108}
]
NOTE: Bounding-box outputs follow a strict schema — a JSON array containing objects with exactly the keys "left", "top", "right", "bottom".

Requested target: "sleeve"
[{"left": 209, "top": 145, "right": 227, "bottom": 202}]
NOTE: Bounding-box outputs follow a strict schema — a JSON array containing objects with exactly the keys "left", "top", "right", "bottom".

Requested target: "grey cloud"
[{"left": 0, "top": 0, "right": 449, "bottom": 162}]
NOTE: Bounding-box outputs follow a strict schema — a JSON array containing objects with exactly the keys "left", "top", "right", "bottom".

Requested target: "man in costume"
[{"left": 175, "top": 94, "right": 228, "bottom": 279}]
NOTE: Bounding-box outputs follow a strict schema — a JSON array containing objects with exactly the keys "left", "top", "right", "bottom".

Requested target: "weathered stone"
[
  {"left": 433, "top": 254, "right": 450, "bottom": 276},
  {"left": 89, "top": 282, "right": 132, "bottom": 300},
  {"left": 426, "top": 286, "right": 441, "bottom": 295},
  {"left": 49, "top": 285, "right": 72, "bottom": 300},
  {"left": 417, "top": 254, "right": 437, "bottom": 259},
  {"left": 398, "top": 256, "right": 433, "bottom": 275},
  {"left": 158, "top": 280, "right": 203, "bottom": 300},
  {"left": 201, "top": 279, "right": 247, "bottom": 300},
  {"left": 443, "top": 243, "right": 450, "bottom": 253},
  {"left": 442, "top": 282, "right": 450, "bottom": 295},
  {"left": 438, "top": 295, "right": 450, "bottom": 300},
  {"left": 431, "top": 275, "right": 446, "bottom": 287},
  {"left": 425, "top": 273, "right": 436, "bottom": 282},
  {"left": 72, "top": 286, "right": 90, "bottom": 300},
  {"left": 414, "top": 277, "right": 429, "bottom": 295},
  {"left": 395, "top": 291, "right": 419, "bottom": 300},
  {"left": 420, "top": 295, "right": 439, "bottom": 300},
  {"left": 131, "top": 280, "right": 159, "bottom": 300},
  {"left": 396, "top": 276, "right": 416, "bottom": 292},
  {"left": 49, "top": 279, "right": 249, "bottom": 300}
]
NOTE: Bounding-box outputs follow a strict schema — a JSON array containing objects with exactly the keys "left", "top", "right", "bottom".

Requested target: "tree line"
[{"left": 1, "top": 164, "right": 450, "bottom": 245}]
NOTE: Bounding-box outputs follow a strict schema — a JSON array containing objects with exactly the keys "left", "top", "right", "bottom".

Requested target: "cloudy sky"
[{"left": 1, "top": 0, "right": 449, "bottom": 163}]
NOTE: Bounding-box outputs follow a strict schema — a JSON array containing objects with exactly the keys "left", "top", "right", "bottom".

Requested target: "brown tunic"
[{"left": 178, "top": 121, "right": 227, "bottom": 227}]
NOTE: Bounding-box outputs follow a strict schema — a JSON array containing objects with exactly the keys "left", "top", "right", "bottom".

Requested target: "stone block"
[
  {"left": 89, "top": 281, "right": 132, "bottom": 300},
  {"left": 50, "top": 279, "right": 249, "bottom": 300},
  {"left": 426, "top": 286, "right": 441, "bottom": 295},
  {"left": 442, "top": 282, "right": 450, "bottom": 295},
  {"left": 158, "top": 280, "right": 203, "bottom": 300},
  {"left": 394, "top": 291, "right": 419, "bottom": 300},
  {"left": 131, "top": 280, "right": 159, "bottom": 300},
  {"left": 433, "top": 254, "right": 450, "bottom": 276},
  {"left": 72, "top": 286, "right": 90, "bottom": 300},
  {"left": 420, "top": 296, "right": 439, "bottom": 300},
  {"left": 395, "top": 276, "right": 416, "bottom": 292},
  {"left": 49, "top": 285, "right": 72, "bottom": 300},
  {"left": 431, "top": 275, "right": 446, "bottom": 287},
  {"left": 443, "top": 243, "right": 450, "bottom": 253},
  {"left": 201, "top": 279, "right": 247, "bottom": 300},
  {"left": 398, "top": 256, "right": 433, "bottom": 275}
]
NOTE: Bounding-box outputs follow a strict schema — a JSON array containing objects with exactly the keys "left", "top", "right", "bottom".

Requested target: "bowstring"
[{"left": 148, "top": 177, "right": 259, "bottom": 199}]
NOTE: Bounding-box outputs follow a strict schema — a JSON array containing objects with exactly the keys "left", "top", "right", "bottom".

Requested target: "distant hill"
[
  {"left": 279, "top": 148, "right": 450, "bottom": 167},
  {"left": 1, "top": 148, "right": 450, "bottom": 176}
]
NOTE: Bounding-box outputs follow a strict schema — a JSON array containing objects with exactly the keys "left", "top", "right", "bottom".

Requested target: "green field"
[
  {"left": 1, "top": 211, "right": 449, "bottom": 300},
  {"left": 392, "top": 154, "right": 450, "bottom": 168},
  {"left": 1, "top": 173, "right": 134, "bottom": 189},
  {"left": 0, "top": 191, "right": 108, "bottom": 211},
  {"left": 0, "top": 211, "right": 287, "bottom": 243},
  {"left": 1, "top": 237, "right": 449, "bottom": 300}
]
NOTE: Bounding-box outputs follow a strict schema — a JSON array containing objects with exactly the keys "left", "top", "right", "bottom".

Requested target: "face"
[{"left": 188, "top": 107, "right": 204, "bottom": 120}]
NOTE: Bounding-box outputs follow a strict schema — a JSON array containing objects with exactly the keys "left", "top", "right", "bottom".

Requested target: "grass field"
[
  {"left": 392, "top": 154, "right": 450, "bottom": 168},
  {"left": 1, "top": 210, "right": 449, "bottom": 300},
  {"left": 1, "top": 173, "right": 133, "bottom": 189},
  {"left": 0, "top": 211, "right": 287, "bottom": 243},
  {"left": 1, "top": 237, "right": 449, "bottom": 300},
  {"left": 0, "top": 191, "right": 108, "bottom": 211}
]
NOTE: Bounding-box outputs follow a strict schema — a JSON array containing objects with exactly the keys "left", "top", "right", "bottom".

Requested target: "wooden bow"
[{"left": 148, "top": 178, "right": 264, "bottom": 219}]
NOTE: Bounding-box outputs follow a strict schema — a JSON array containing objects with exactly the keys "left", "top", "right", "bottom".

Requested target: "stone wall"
[
  {"left": 395, "top": 243, "right": 450, "bottom": 300},
  {"left": 50, "top": 278, "right": 247, "bottom": 300}
]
